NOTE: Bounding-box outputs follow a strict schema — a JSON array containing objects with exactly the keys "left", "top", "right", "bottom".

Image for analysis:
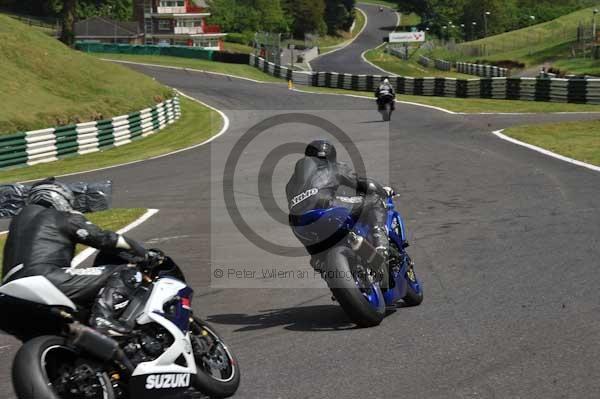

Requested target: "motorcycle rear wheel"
[
  {"left": 12, "top": 335, "right": 114, "bottom": 399},
  {"left": 325, "top": 246, "right": 385, "bottom": 327}
]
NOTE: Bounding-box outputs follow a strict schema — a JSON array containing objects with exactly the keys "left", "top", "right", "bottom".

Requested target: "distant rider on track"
[{"left": 375, "top": 78, "right": 396, "bottom": 111}]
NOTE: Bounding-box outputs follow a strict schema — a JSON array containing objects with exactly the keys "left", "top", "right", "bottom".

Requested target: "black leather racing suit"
[
  {"left": 375, "top": 83, "right": 396, "bottom": 110},
  {"left": 285, "top": 156, "right": 388, "bottom": 255},
  {"left": 1, "top": 204, "right": 145, "bottom": 306}
]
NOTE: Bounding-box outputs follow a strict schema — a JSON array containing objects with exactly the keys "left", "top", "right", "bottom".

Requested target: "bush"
[{"left": 225, "top": 31, "right": 254, "bottom": 45}]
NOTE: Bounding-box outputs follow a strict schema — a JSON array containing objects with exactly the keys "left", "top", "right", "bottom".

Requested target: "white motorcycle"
[{"left": 0, "top": 250, "right": 240, "bottom": 399}]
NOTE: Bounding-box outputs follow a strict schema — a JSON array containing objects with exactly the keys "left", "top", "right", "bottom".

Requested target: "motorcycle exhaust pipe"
[
  {"left": 348, "top": 232, "right": 384, "bottom": 266},
  {"left": 69, "top": 323, "right": 135, "bottom": 373}
]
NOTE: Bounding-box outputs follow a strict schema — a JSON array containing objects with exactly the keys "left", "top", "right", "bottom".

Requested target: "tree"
[
  {"left": 324, "top": 0, "right": 355, "bottom": 35},
  {"left": 207, "top": 0, "right": 287, "bottom": 33},
  {"left": 255, "top": 0, "right": 288, "bottom": 32},
  {"left": 284, "top": 0, "right": 326, "bottom": 37},
  {"left": 59, "top": 0, "right": 77, "bottom": 45}
]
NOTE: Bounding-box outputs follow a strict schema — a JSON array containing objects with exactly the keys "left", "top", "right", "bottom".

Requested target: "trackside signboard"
[{"left": 389, "top": 31, "right": 425, "bottom": 43}]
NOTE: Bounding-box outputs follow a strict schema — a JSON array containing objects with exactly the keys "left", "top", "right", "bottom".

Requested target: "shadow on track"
[{"left": 207, "top": 305, "right": 359, "bottom": 332}]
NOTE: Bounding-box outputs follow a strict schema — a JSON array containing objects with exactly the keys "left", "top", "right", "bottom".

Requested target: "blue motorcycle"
[{"left": 292, "top": 190, "right": 423, "bottom": 327}]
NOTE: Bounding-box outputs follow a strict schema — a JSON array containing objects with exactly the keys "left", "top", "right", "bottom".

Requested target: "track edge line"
[{"left": 492, "top": 129, "right": 600, "bottom": 173}]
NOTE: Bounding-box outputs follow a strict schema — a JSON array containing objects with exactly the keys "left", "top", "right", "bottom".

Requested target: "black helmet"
[
  {"left": 305, "top": 140, "right": 336, "bottom": 162},
  {"left": 27, "top": 177, "right": 75, "bottom": 212}
]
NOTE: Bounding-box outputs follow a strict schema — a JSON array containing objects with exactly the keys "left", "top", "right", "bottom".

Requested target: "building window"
[
  {"left": 176, "top": 19, "right": 202, "bottom": 27},
  {"left": 159, "top": 0, "right": 184, "bottom": 7},
  {"left": 158, "top": 20, "right": 171, "bottom": 31},
  {"left": 194, "top": 38, "right": 218, "bottom": 48}
]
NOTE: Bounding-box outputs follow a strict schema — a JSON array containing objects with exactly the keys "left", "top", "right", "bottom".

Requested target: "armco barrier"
[
  {"left": 0, "top": 97, "right": 180, "bottom": 169},
  {"left": 434, "top": 59, "right": 452, "bottom": 71},
  {"left": 418, "top": 55, "right": 432, "bottom": 68},
  {"left": 456, "top": 62, "right": 507, "bottom": 77},
  {"left": 249, "top": 54, "right": 600, "bottom": 105}
]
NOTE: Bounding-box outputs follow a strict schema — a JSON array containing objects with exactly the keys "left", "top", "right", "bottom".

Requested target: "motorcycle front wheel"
[
  {"left": 190, "top": 318, "right": 240, "bottom": 398},
  {"left": 382, "top": 103, "right": 392, "bottom": 121},
  {"left": 12, "top": 335, "right": 114, "bottom": 399}
]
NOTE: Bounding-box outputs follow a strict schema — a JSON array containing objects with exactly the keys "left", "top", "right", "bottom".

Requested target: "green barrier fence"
[{"left": 76, "top": 42, "right": 214, "bottom": 61}]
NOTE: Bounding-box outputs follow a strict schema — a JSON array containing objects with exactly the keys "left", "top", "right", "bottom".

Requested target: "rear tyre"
[
  {"left": 324, "top": 246, "right": 385, "bottom": 327},
  {"left": 12, "top": 335, "right": 114, "bottom": 399},
  {"left": 190, "top": 318, "right": 240, "bottom": 398}
]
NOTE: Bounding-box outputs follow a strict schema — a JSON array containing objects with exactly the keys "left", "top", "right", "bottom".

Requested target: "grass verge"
[
  {"left": 0, "top": 96, "right": 223, "bottom": 183},
  {"left": 503, "top": 120, "right": 600, "bottom": 166},
  {"left": 0, "top": 14, "right": 172, "bottom": 133},
  {"left": 88, "top": 53, "right": 282, "bottom": 83},
  {"left": 293, "top": 85, "right": 600, "bottom": 113},
  {"left": 0, "top": 208, "right": 148, "bottom": 272},
  {"left": 222, "top": 42, "right": 255, "bottom": 54},
  {"left": 428, "top": 6, "right": 600, "bottom": 76},
  {"left": 365, "top": 46, "right": 477, "bottom": 78}
]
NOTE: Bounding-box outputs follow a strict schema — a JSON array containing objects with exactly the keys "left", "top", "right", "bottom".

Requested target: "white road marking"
[
  {"left": 492, "top": 129, "right": 600, "bottom": 173},
  {"left": 71, "top": 208, "right": 160, "bottom": 267},
  {"left": 291, "top": 87, "right": 600, "bottom": 116},
  {"left": 146, "top": 235, "right": 193, "bottom": 244},
  {"left": 19, "top": 89, "right": 231, "bottom": 184},
  {"left": 101, "top": 58, "right": 268, "bottom": 84},
  {"left": 291, "top": 86, "right": 457, "bottom": 114}
]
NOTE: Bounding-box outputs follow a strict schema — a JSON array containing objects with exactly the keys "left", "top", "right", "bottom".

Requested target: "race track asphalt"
[
  {"left": 310, "top": 3, "right": 398, "bottom": 74},
  {"left": 1, "top": 6, "right": 600, "bottom": 399}
]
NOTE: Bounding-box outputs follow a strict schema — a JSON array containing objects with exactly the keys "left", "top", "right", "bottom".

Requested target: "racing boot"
[
  {"left": 90, "top": 269, "right": 140, "bottom": 337},
  {"left": 372, "top": 225, "right": 390, "bottom": 289}
]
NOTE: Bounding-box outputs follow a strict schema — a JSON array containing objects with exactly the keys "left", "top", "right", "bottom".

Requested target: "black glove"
[{"left": 145, "top": 248, "right": 165, "bottom": 265}]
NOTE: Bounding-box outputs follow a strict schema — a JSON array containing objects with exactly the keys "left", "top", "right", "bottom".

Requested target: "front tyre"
[
  {"left": 382, "top": 104, "right": 391, "bottom": 122},
  {"left": 190, "top": 318, "right": 240, "bottom": 398},
  {"left": 12, "top": 335, "right": 114, "bottom": 399},
  {"left": 403, "top": 259, "right": 423, "bottom": 306},
  {"left": 324, "top": 246, "right": 385, "bottom": 327}
]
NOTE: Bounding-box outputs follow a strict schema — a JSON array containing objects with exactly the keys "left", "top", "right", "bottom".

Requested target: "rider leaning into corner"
[
  {"left": 1, "top": 177, "right": 153, "bottom": 337},
  {"left": 375, "top": 78, "right": 396, "bottom": 111},
  {"left": 286, "top": 140, "right": 393, "bottom": 280}
]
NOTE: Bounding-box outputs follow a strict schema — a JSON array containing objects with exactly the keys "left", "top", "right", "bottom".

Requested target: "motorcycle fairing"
[
  {"left": 294, "top": 196, "right": 413, "bottom": 306},
  {"left": 133, "top": 277, "right": 197, "bottom": 378},
  {"left": 0, "top": 275, "right": 76, "bottom": 309}
]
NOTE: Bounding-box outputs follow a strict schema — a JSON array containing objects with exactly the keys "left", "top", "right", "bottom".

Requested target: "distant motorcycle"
[
  {"left": 292, "top": 189, "right": 423, "bottom": 327},
  {"left": 377, "top": 93, "right": 395, "bottom": 121},
  {"left": 0, "top": 250, "right": 240, "bottom": 399}
]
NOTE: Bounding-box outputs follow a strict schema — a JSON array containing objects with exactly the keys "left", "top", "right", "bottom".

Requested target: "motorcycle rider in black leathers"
[
  {"left": 1, "top": 178, "right": 150, "bottom": 336},
  {"left": 375, "top": 78, "right": 396, "bottom": 111},
  {"left": 286, "top": 140, "right": 390, "bottom": 277}
]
